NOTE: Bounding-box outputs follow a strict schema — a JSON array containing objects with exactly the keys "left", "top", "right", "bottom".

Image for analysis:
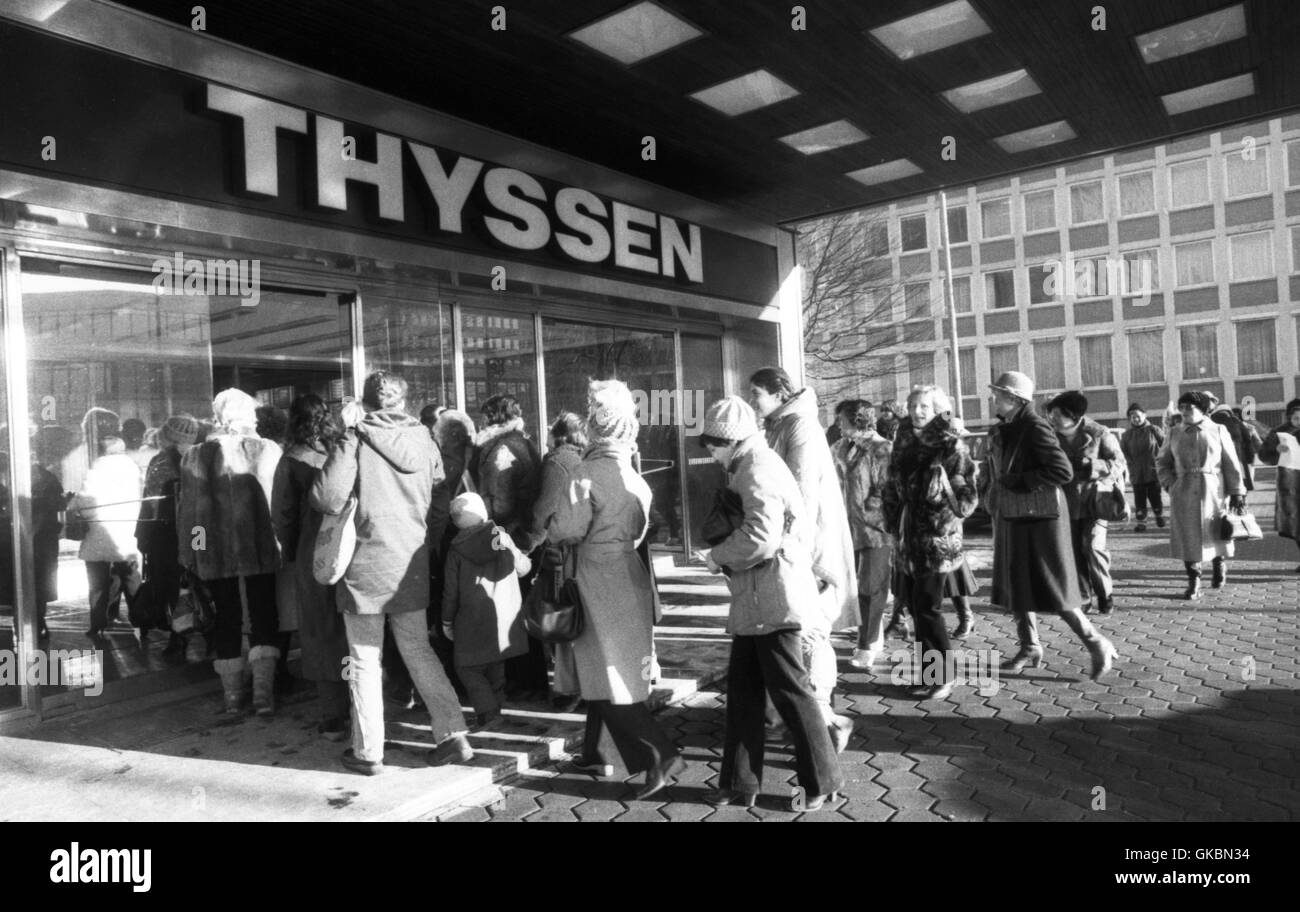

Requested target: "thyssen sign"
[{"left": 206, "top": 85, "right": 704, "bottom": 283}]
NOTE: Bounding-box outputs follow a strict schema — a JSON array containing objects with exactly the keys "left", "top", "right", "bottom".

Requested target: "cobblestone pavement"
[{"left": 436, "top": 525, "right": 1299, "bottom": 822}]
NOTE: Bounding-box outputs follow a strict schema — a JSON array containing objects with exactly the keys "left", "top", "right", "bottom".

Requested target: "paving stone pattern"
[{"left": 437, "top": 529, "right": 1300, "bottom": 822}]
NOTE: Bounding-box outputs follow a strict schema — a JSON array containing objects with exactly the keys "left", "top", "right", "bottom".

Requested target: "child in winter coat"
[{"left": 441, "top": 492, "right": 531, "bottom": 727}]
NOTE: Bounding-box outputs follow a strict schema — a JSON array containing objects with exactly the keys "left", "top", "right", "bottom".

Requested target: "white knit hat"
[
  {"left": 587, "top": 379, "right": 640, "bottom": 444},
  {"left": 450, "top": 492, "right": 489, "bottom": 528},
  {"left": 702, "top": 396, "right": 758, "bottom": 442}
]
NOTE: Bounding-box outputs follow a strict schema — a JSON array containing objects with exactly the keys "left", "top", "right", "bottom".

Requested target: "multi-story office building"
[{"left": 823, "top": 113, "right": 1300, "bottom": 430}]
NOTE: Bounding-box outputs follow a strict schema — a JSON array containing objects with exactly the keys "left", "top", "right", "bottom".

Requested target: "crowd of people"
[{"left": 37, "top": 360, "right": 1300, "bottom": 807}]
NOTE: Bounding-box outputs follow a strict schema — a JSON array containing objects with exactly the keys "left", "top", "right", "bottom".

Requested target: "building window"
[
  {"left": 1293, "top": 226, "right": 1300, "bottom": 274},
  {"left": 1235, "top": 319, "right": 1277, "bottom": 376},
  {"left": 1118, "top": 170, "right": 1156, "bottom": 216},
  {"left": 1122, "top": 249, "right": 1159, "bottom": 297},
  {"left": 946, "top": 206, "right": 968, "bottom": 244},
  {"left": 1027, "top": 263, "right": 1056, "bottom": 304},
  {"left": 908, "top": 351, "right": 936, "bottom": 388},
  {"left": 1022, "top": 189, "right": 1056, "bottom": 233},
  {"left": 900, "top": 214, "right": 928, "bottom": 252},
  {"left": 1169, "top": 158, "right": 1210, "bottom": 208},
  {"left": 904, "top": 282, "right": 931, "bottom": 319},
  {"left": 1069, "top": 180, "right": 1104, "bottom": 225},
  {"left": 1174, "top": 239, "right": 1215, "bottom": 287},
  {"left": 981, "top": 197, "right": 1011, "bottom": 239},
  {"left": 1079, "top": 335, "right": 1114, "bottom": 387},
  {"left": 1074, "top": 255, "right": 1113, "bottom": 298},
  {"left": 1032, "top": 339, "right": 1065, "bottom": 390},
  {"left": 1288, "top": 140, "right": 1300, "bottom": 189},
  {"left": 985, "top": 270, "right": 1016, "bottom": 309},
  {"left": 1223, "top": 147, "right": 1269, "bottom": 199},
  {"left": 946, "top": 275, "right": 973, "bottom": 313},
  {"left": 1180, "top": 324, "right": 1219, "bottom": 380},
  {"left": 988, "top": 343, "right": 1019, "bottom": 383},
  {"left": 864, "top": 356, "right": 897, "bottom": 404},
  {"left": 1228, "top": 231, "right": 1273, "bottom": 282},
  {"left": 959, "top": 347, "right": 977, "bottom": 396},
  {"left": 1128, "top": 329, "right": 1165, "bottom": 384},
  {"left": 866, "top": 222, "right": 890, "bottom": 257}
]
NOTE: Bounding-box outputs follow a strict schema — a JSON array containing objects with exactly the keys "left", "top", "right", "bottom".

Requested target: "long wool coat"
[
  {"left": 312, "top": 409, "right": 443, "bottom": 615},
  {"left": 1156, "top": 421, "right": 1246, "bottom": 562},
  {"left": 272, "top": 442, "right": 348, "bottom": 682},
  {"left": 882, "top": 416, "right": 978, "bottom": 577},
  {"left": 711, "top": 433, "right": 821, "bottom": 637},
  {"left": 546, "top": 439, "right": 654, "bottom": 705},
  {"left": 1258, "top": 422, "right": 1300, "bottom": 540},
  {"left": 177, "top": 434, "right": 281, "bottom": 580},
  {"left": 764, "top": 387, "right": 858, "bottom": 630},
  {"left": 979, "top": 402, "right": 1082, "bottom": 614},
  {"left": 1120, "top": 421, "right": 1165, "bottom": 486},
  {"left": 832, "top": 431, "right": 893, "bottom": 551},
  {"left": 532, "top": 443, "right": 585, "bottom": 694}
]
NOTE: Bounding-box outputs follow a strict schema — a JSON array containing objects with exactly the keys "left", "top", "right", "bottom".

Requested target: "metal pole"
[{"left": 939, "top": 190, "right": 963, "bottom": 419}]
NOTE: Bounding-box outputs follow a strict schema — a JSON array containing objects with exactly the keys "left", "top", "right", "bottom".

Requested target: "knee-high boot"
[
  {"left": 1210, "top": 556, "right": 1226, "bottom": 589},
  {"left": 1058, "top": 607, "right": 1118, "bottom": 681},
  {"left": 952, "top": 597, "right": 975, "bottom": 639},
  {"left": 1183, "top": 561, "right": 1202, "bottom": 600}
]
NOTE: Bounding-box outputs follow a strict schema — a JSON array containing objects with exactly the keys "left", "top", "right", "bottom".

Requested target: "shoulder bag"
[
  {"left": 522, "top": 560, "right": 585, "bottom": 643},
  {"left": 312, "top": 438, "right": 361, "bottom": 585}
]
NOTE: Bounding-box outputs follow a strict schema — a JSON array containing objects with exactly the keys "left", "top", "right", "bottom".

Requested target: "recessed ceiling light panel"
[
  {"left": 993, "top": 120, "right": 1077, "bottom": 154},
  {"left": 1160, "top": 72, "right": 1254, "bottom": 115},
  {"left": 846, "top": 159, "right": 924, "bottom": 186},
  {"left": 1136, "top": 4, "right": 1247, "bottom": 64},
  {"left": 689, "top": 69, "right": 800, "bottom": 116},
  {"left": 943, "top": 68, "right": 1042, "bottom": 113},
  {"left": 779, "top": 121, "right": 870, "bottom": 154},
  {"left": 869, "top": 0, "right": 993, "bottom": 60},
  {"left": 568, "top": 1, "right": 704, "bottom": 65}
]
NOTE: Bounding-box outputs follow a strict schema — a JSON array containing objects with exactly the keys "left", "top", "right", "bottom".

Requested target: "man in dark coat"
[
  {"left": 1206, "top": 394, "right": 1256, "bottom": 492},
  {"left": 980, "top": 372, "right": 1117, "bottom": 682},
  {"left": 1120, "top": 403, "right": 1165, "bottom": 531}
]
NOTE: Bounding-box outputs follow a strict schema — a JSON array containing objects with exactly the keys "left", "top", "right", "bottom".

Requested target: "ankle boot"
[
  {"left": 1211, "top": 557, "right": 1226, "bottom": 589},
  {"left": 213, "top": 657, "right": 247, "bottom": 714},
  {"left": 884, "top": 604, "right": 910, "bottom": 639},
  {"left": 999, "top": 646, "right": 1045, "bottom": 672},
  {"left": 249, "top": 645, "right": 280, "bottom": 716},
  {"left": 1059, "top": 607, "right": 1119, "bottom": 681},
  {"left": 1183, "top": 562, "right": 1202, "bottom": 600},
  {"left": 952, "top": 598, "right": 975, "bottom": 639},
  {"left": 1098, "top": 594, "right": 1115, "bottom": 616}
]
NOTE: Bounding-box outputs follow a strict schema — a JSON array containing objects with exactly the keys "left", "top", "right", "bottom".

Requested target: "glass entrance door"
[{"left": 19, "top": 256, "right": 353, "bottom": 695}]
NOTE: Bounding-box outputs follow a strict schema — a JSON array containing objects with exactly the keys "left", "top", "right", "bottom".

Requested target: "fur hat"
[
  {"left": 701, "top": 396, "right": 759, "bottom": 442},
  {"left": 450, "top": 492, "right": 489, "bottom": 528},
  {"left": 587, "top": 379, "right": 640, "bottom": 444},
  {"left": 158, "top": 414, "right": 199, "bottom": 449},
  {"left": 1046, "top": 391, "right": 1088, "bottom": 421}
]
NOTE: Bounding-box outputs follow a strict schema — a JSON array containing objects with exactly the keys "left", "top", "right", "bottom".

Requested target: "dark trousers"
[
  {"left": 582, "top": 699, "right": 678, "bottom": 775},
  {"left": 459, "top": 661, "right": 507, "bottom": 715},
  {"left": 208, "top": 573, "right": 278, "bottom": 660},
  {"left": 720, "top": 630, "right": 843, "bottom": 798},
  {"left": 901, "top": 572, "right": 952, "bottom": 684},
  {"left": 1070, "top": 518, "right": 1112, "bottom": 604},
  {"left": 506, "top": 553, "right": 550, "bottom": 694},
  {"left": 85, "top": 559, "right": 137, "bottom": 632},
  {"left": 1132, "top": 481, "right": 1163, "bottom": 520}
]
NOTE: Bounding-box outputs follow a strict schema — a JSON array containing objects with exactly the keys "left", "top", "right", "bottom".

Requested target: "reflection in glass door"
[
  {"left": 0, "top": 248, "right": 20, "bottom": 712},
  {"left": 20, "top": 256, "right": 352, "bottom": 694},
  {"left": 541, "top": 319, "right": 681, "bottom": 547}
]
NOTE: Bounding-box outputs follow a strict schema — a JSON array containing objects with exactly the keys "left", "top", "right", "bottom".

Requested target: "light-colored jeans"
[
  {"left": 343, "top": 611, "right": 467, "bottom": 762},
  {"left": 800, "top": 586, "right": 841, "bottom": 724}
]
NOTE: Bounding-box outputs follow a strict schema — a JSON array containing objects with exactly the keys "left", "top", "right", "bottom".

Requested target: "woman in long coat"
[
  {"left": 135, "top": 415, "right": 199, "bottom": 653},
  {"left": 546, "top": 380, "right": 683, "bottom": 800},
  {"left": 980, "top": 372, "right": 1117, "bottom": 681},
  {"left": 1258, "top": 398, "right": 1300, "bottom": 572},
  {"left": 1155, "top": 391, "right": 1246, "bottom": 598},
  {"left": 882, "top": 386, "right": 979, "bottom": 700},
  {"left": 272, "top": 394, "right": 350, "bottom": 740}
]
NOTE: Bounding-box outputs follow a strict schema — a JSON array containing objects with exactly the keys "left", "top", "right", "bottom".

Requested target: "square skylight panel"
[
  {"left": 869, "top": 0, "right": 992, "bottom": 60},
  {"left": 779, "top": 121, "right": 870, "bottom": 154},
  {"left": 568, "top": 1, "right": 704, "bottom": 65},
  {"left": 689, "top": 70, "right": 800, "bottom": 116},
  {"left": 943, "top": 69, "right": 1042, "bottom": 113},
  {"left": 1161, "top": 72, "right": 1254, "bottom": 115},
  {"left": 1136, "top": 4, "right": 1247, "bottom": 64},
  {"left": 846, "top": 159, "right": 923, "bottom": 186},
  {"left": 993, "top": 120, "right": 1077, "bottom": 154}
]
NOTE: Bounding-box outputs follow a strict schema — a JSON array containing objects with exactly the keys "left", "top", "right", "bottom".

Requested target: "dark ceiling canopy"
[{"left": 110, "top": 0, "right": 1300, "bottom": 225}]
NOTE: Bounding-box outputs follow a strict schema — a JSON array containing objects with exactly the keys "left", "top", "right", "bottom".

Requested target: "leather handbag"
[
  {"left": 701, "top": 487, "right": 745, "bottom": 546},
  {"left": 1218, "top": 508, "right": 1263, "bottom": 542},
  {"left": 523, "top": 563, "right": 585, "bottom": 643},
  {"left": 1091, "top": 483, "right": 1131, "bottom": 523}
]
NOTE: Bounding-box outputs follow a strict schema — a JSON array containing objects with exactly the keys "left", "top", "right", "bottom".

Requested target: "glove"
[{"left": 1228, "top": 494, "right": 1246, "bottom": 512}]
